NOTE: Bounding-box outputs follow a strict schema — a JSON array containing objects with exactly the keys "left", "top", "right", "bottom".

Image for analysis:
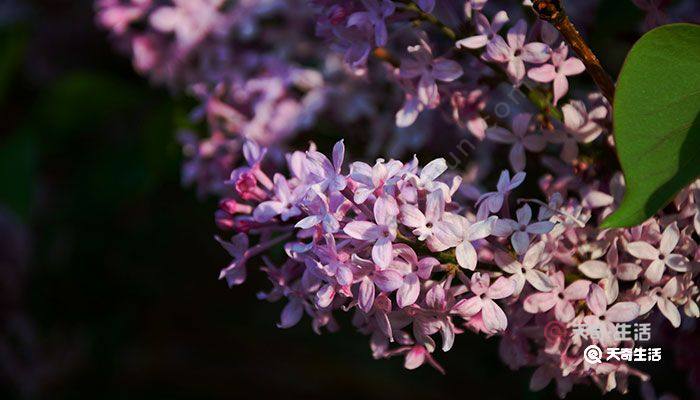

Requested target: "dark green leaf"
[{"left": 601, "top": 23, "right": 700, "bottom": 228}]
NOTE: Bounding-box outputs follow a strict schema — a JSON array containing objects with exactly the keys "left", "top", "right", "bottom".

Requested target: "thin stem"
[
  {"left": 532, "top": 0, "right": 615, "bottom": 104},
  {"left": 396, "top": 0, "right": 457, "bottom": 41}
]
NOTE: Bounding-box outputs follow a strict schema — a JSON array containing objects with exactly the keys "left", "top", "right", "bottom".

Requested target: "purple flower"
[
  {"left": 306, "top": 139, "right": 347, "bottom": 193},
  {"left": 253, "top": 174, "right": 303, "bottom": 222},
  {"left": 485, "top": 20, "right": 550, "bottom": 84},
  {"left": 390, "top": 244, "right": 438, "bottom": 307},
  {"left": 454, "top": 273, "right": 515, "bottom": 333},
  {"left": 523, "top": 272, "right": 589, "bottom": 322},
  {"left": 215, "top": 233, "right": 250, "bottom": 287},
  {"left": 343, "top": 196, "right": 399, "bottom": 268},
  {"left": 495, "top": 241, "right": 555, "bottom": 295},
  {"left": 527, "top": 43, "right": 585, "bottom": 105},
  {"left": 499, "top": 204, "right": 556, "bottom": 254},
  {"left": 486, "top": 113, "right": 546, "bottom": 171},
  {"left": 434, "top": 215, "right": 494, "bottom": 270},
  {"left": 626, "top": 222, "right": 689, "bottom": 283},
  {"left": 464, "top": 0, "right": 487, "bottom": 19},
  {"left": 346, "top": 0, "right": 395, "bottom": 47},
  {"left": 455, "top": 11, "right": 509, "bottom": 50},
  {"left": 578, "top": 240, "right": 642, "bottom": 303},
  {"left": 476, "top": 170, "right": 526, "bottom": 219},
  {"left": 400, "top": 38, "right": 463, "bottom": 106}
]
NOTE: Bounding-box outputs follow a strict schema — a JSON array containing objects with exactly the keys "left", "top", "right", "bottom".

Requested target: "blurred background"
[{"left": 0, "top": 1, "right": 698, "bottom": 399}]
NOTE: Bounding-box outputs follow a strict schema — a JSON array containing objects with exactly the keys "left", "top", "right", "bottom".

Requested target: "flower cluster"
[
  {"left": 97, "top": 0, "right": 700, "bottom": 397},
  {"left": 96, "top": 0, "right": 394, "bottom": 197},
  {"left": 216, "top": 138, "right": 700, "bottom": 397}
]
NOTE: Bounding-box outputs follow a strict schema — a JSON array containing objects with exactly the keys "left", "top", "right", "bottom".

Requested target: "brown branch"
[{"left": 532, "top": 0, "right": 615, "bottom": 104}]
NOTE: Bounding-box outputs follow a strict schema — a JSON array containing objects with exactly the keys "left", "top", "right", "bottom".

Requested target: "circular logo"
[{"left": 583, "top": 344, "right": 603, "bottom": 364}]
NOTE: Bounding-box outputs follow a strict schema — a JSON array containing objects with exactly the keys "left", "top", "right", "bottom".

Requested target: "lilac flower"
[
  {"left": 486, "top": 113, "right": 546, "bottom": 171},
  {"left": 485, "top": 20, "right": 550, "bottom": 84},
  {"left": 277, "top": 297, "right": 305, "bottom": 328},
  {"left": 476, "top": 170, "right": 526, "bottom": 219},
  {"left": 390, "top": 245, "right": 439, "bottom": 307},
  {"left": 215, "top": 233, "right": 249, "bottom": 287},
  {"left": 306, "top": 140, "right": 347, "bottom": 193},
  {"left": 149, "top": 0, "right": 223, "bottom": 50},
  {"left": 346, "top": 0, "right": 395, "bottom": 47},
  {"left": 435, "top": 215, "right": 494, "bottom": 270},
  {"left": 400, "top": 189, "right": 446, "bottom": 242},
  {"left": 253, "top": 174, "right": 303, "bottom": 222},
  {"left": 464, "top": 0, "right": 487, "bottom": 19},
  {"left": 450, "top": 87, "right": 488, "bottom": 139},
  {"left": 332, "top": 24, "right": 373, "bottom": 69},
  {"left": 527, "top": 43, "right": 585, "bottom": 105},
  {"left": 100, "top": 0, "right": 700, "bottom": 389},
  {"left": 578, "top": 240, "right": 642, "bottom": 303},
  {"left": 454, "top": 273, "right": 515, "bottom": 333},
  {"left": 523, "top": 272, "right": 589, "bottom": 322},
  {"left": 404, "top": 157, "right": 450, "bottom": 196},
  {"left": 343, "top": 196, "right": 399, "bottom": 268},
  {"left": 631, "top": 0, "right": 668, "bottom": 30},
  {"left": 349, "top": 158, "right": 404, "bottom": 204},
  {"left": 582, "top": 301, "right": 641, "bottom": 347},
  {"left": 400, "top": 39, "right": 464, "bottom": 106},
  {"left": 455, "top": 11, "right": 509, "bottom": 50},
  {"left": 499, "top": 205, "right": 556, "bottom": 254},
  {"left": 626, "top": 222, "right": 689, "bottom": 283},
  {"left": 294, "top": 191, "right": 342, "bottom": 233},
  {"left": 545, "top": 99, "right": 609, "bottom": 163},
  {"left": 413, "top": 283, "right": 458, "bottom": 351},
  {"left": 495, "top": 241, "right": 554, "bottom": 295}
]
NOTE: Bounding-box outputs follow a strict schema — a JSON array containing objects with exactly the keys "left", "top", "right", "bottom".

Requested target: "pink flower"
[
  {"left": 455, "top": 11, "right": 509, "bottom": 49},
  {"left": 390, "top": 245, "right": 439, "bottom": 307},
  {"left": 527, "top": 43, "right": 585, "bottom": 105},
  {"left": 434, "top": 215, "right": 494, "bottom": 270},
  {"left": 637, "top": 276, "right": 683, "bottom": 327},
  {"left": 400, "top": 38, "right": 464, "bottom": 106},
  {"left": 252, "top": 174, "right": 303, "bottom": 222},
  {"left": 495, "top": 241, "right": 555, "bottom": 295},
  {"left": 476, "top": 170, "right": 526, "bottom": 219},
  {"left": 215, "top": 233, "right": 249, "bottom": 287},
  {"left": 403, "top": 345, "right": 445, "bottom": 373},
  {"left": 349, "top": 159, "right": 404, "bottom": 204},
  {"left": 545, "top": 100, "right": 607, "bottom": 163},
  {"left": 149, "top": 0, "right": 223, "bottom": 49},
  {"left": 413, "top": 284, "right": 458, "bottom": 351},
  {"left": 306, "top": 139, "right": 347, "bottom": 193},
  {"left": 400, "top": 189, "right": 446, "bottom": 242},
  {"left": 499, "top": 204, "right": 556, "bottom": 254},
  {"left": 626, "top": 222, "right": 689, "bottom": 283},
  {"left": 454, "top": 272, "right": 515, "bottom": 333},
  {"left": 464, "top": 0, "right": 487, "bottom": 19},
  {"left": 485, "top": 20, "right": 550, "bottom": 84},
  {"left": 486, "top": 113, "right": 546, "bottom": 171},
  {"left": 578, "top": 240, "right": 642, "bottom": 303},
  {"left": 582, "top": 301, "right": 640, "bottom": 347},
  {"left": 450, "top": 87, "right": 488, "bottom": 139},
  {"left": 346, "top": 0, "right": 395, "bottom": 47},
  {"left": 343, "top": 196, "right": 399, "bottom": 268},
  {"left": 523, "top": 272, "right": 589, "bottom": 322}
]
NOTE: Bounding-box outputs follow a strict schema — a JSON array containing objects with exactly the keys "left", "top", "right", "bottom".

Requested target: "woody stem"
[{"left": 532, "top": 0, "right": 615, "bottom": 104}]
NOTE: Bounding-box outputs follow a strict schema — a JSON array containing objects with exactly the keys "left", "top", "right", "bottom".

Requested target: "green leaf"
[{"left": 601, "top": 23, "right": 700, "bottom": 228}]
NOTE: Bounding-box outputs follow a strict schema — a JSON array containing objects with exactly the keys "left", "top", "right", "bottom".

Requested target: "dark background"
[{"left": 0, "top": 1, "right": 695, "bottom": 399}]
